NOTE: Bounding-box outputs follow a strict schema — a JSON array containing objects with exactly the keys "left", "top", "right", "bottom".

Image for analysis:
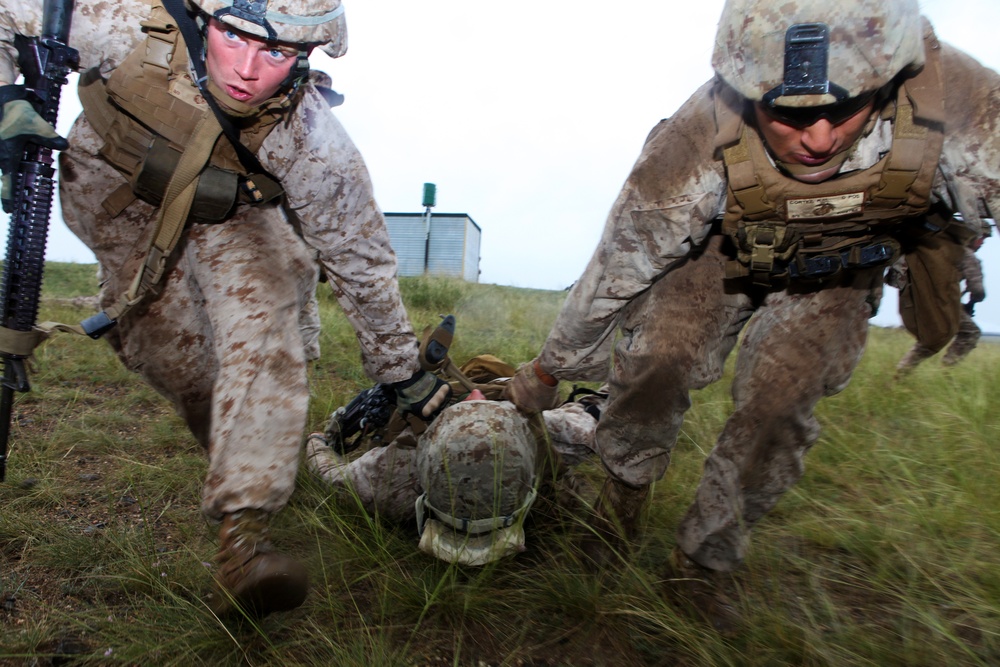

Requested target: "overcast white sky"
[{"left": 4, "top": 0, "right": 1000, "bottom": 330}]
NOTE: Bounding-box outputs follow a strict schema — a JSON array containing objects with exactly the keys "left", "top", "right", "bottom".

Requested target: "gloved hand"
[
  {"left": 0, "top": 85, "right": 69, "bottom": 213},
  {"left": 968, "top": 286, "right": 986, "bottom": 304},
  {"left": 393, "top": 370, "right": 452, "bottom": 421},
  {"left": 504, "top": 358, "right": 561, "bottom": 415},
  {"left": 884, "top": 264, "right": 907, "bottom": 290}
]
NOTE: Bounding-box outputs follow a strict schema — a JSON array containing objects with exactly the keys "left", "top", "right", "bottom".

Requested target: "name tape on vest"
[{"left": 786, "top": 192, "right": 865, "bottom": 220}]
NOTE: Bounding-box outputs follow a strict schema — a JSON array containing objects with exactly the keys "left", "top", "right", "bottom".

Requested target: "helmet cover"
[
  {"left": 712, "top": 0, "right": 924, "bottom": 106},
  {"left": 415, "top": 400, "right": 539, "bottom": 565},
  {"left": 192, "top": 0, "right": 347, "bottom": 58}
]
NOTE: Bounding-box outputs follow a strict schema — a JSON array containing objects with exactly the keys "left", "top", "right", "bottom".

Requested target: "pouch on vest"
[{"left": 134, "top": 136, "right": 240, "bottom": 223}]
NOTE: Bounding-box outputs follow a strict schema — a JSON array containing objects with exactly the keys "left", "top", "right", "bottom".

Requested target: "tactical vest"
[
  {"left": 77, "top": 2, "right": 287, "bottom": 222},
  {"left": 716, "top": 27, "right": 946, "bottom": 285}
]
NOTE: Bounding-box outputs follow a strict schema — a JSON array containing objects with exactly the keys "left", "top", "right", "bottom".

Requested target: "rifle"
[
  {"left": 325, "top": 315, "right": 460, "bottom": 454},
  {"left": 0, "top": 0, "right": 78, "bottom": 481},
  {"left": 325, "top": 383, "right": 395, "bottom": 454}
]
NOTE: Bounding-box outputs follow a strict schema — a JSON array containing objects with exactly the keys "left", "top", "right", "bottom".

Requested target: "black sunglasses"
[{"left": 757, "top": 89, "right": 878, "bottom": 129}]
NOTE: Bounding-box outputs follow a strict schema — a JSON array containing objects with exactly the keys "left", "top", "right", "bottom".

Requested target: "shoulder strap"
[
  {"left": 63, "top": 112, "right": 224, "bottom": 339},
  {"left": 160, "top": 0, "right": 279, "bottom": 202}
]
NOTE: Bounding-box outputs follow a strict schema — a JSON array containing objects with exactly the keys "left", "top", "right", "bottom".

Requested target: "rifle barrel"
[{"left": 42, "top": 0, "right": 74, "bottom": 42}]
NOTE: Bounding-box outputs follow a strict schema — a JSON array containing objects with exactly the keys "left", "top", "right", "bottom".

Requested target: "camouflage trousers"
[
  {"left": 943, "top": 310, "right": 982, "bottom": 365},
  {"left": 60, "top": 115, "right": 320, "bottom": 520},
  {"left": 597, "top": 234, "right": 881, "bottom": 571},
  {"left": 896, "top": 307, "right": 981, "bottom": 373}
]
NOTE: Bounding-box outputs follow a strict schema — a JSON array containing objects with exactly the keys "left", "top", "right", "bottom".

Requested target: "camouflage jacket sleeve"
[
  {"left": 936, "top": 41, "right": 1000, "bottom": 230},
  {"left": 0, "top": 0, "right": 149, "bottom": 86},
  {"left": 263, "top": 85, "right": 420, "bottom": 383},
  {"left": 538, "top": 81, "right": 727, "bottom": 380},
  {"left": 961, "top": 247, "right": 985, "bottom": 298}
]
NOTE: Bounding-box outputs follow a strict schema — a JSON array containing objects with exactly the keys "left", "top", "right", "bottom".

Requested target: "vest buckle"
[{"left": 738, "top": 223, "right": 800, "bottom": 277}]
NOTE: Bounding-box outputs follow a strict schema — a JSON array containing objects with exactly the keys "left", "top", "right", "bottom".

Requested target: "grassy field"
[{"left": 1, "top": 262, "right": 998, "bottom": 666}]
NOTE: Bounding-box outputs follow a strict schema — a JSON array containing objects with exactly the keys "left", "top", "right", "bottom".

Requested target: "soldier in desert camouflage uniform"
[
  {"left": 941, "top": 244, "right": 988, "bottom": 367},
  {"left": 0, "top": 0, "right": 450, "bottom": 617},
  {"left": 306, "top": 357, "right": 605, "bottom": 566},
  {"left": 894, "top": 234, "right": 990, "bottom": 375},
  {"left": 507, "top": 0, "right": 1000, "bottom": 633}
]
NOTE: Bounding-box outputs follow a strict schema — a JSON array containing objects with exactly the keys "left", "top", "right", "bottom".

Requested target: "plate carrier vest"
[
  {"left": 77, "top": 2, "right": 286, "bottom": 223},
  {"left": 715, "top": 25, "right": 946, "bottom": 285}
]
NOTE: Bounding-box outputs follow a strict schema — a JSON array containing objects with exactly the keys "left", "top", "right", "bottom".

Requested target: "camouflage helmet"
[
  {"left": 415, "top": 400, "right": 539, "bottom": 566},
  {"left": 712, "top": 0, "right": 924, "bottom": 107},
  {"left": 191, "top": 0, "right": 347, "bottom": 58}
]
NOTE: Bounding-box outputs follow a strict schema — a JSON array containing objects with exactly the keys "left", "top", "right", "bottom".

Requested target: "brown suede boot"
[
  {"left": 210, "top": 509, "right": 309, "bottom": 618},
  {"left": 579, "top": 477, "right": 649, "bottom": 569},
  {"left": 667, "top": 546, "right": 740, "bottom": 636}
]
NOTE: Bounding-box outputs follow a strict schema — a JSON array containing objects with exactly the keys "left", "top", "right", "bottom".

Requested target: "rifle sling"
[
  {"left": 0, "top": 326, "right": 48, "bottom": 357},
  {"left": 161, "top": 0, "right": 277, "bottom": 182},
  {"left": 38, "top": 113, "right": 223, "bottom": 341}
]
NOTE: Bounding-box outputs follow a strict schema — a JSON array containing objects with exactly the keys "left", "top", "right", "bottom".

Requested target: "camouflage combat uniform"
[
  {"left": 307, "top": 391, "right": 600, "bottom": 523},
  {"left": 896, "top": 244, "right": 987, "bottom": 372},
  {"left": 0, "top": 0, "right": 420, "bottom": 520},
  {"left": 537, "top": 31, "right": 1000, "bottom": 571},
  {"left": 943, "top": 248, "right": 986, "bottom": 366}
]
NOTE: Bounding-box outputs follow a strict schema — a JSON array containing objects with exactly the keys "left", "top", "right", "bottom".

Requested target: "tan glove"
[
  {"left": 504, "top": 358, "right": 561, "bottom": 414},
  {"left": 0, "top": 86, "right": 69, "bottom": 212}
]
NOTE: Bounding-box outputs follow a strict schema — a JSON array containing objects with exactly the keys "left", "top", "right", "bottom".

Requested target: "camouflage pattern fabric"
[
  {"left": 535, "top": 24, "right": 1000, "bottom": 572},
  {"left": 713, "top": 0, "right": 925, "bottom": 104},
  {"left": 941, "top": 309, "right": 982, "bottom": 367},
  {"left": 1, "top": 0, "right": 420, "bottom": 519},
  {"left": 306, "top": 398, "right": 600, "bottom": 523},
  {"left": 897, "top": 246, "right": 986, "bottom": 373}
]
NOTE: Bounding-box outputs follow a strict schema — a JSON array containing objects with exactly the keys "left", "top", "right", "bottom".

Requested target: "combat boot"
[
  {"left": 666, "top": 546, "right": 740, "bottom": 636},
  {"left": 894, "top": 345, "right": 935, "bottom": 379},
  {"left": 579, "top": 477, "right": 649, "bottom": 569},
  {"left": 211, "top": 509, "right": 309, "bottom": 618}
]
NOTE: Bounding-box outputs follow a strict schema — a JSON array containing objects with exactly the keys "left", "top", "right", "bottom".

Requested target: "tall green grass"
[{"left": 0, "top": 263, "right": 998, "bottom": 666}]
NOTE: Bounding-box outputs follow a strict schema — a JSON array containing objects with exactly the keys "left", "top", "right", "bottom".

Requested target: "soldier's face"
[
  {"left": 205, "top": 19, "right": 299, "bottom": 107},
  {"left": 752, "top": 98, "right": 875, "bottom": 184}
]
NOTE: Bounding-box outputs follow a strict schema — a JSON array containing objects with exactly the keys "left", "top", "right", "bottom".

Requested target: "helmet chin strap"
[
  {"left": 194, "top": 13, "right": 309, "bottom": 118},
  {"left": 202, "top": 69, "right": 301, "bottom": 119},
  {"left": 283, "top": 52, "right": 311, "bottom": 91}
]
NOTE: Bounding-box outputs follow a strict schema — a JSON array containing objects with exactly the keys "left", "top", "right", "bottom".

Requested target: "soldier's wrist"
[{"left": 533, "top": 359, "right": 558, "bottom": 387}]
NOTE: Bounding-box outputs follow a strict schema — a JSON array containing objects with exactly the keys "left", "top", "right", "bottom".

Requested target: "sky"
[{"left": 4, "top": 0, "right": 1000, "bottom": 331}]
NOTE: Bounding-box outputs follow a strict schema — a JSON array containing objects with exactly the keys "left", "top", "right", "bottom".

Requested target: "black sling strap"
[{"left": 160, "top": 0, "right": 280, "bottom": 202}]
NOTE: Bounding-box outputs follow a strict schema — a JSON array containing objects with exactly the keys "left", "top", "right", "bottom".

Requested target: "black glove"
[
  {"left": 393, "top": 370, "right": 452, "bottom": 421},
  {"left": 0, "top": 85, "right": 69, "bottom": 213}
]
